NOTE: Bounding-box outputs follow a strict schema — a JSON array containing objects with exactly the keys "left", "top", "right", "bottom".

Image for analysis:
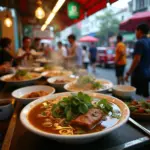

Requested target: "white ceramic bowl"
[
  {"left": 47, "top": 76, "right": 77, "bottom": 90},
  {"left": 0, "top": 73, "right": 42, "bottom": 86},
  {"left": 112, "top": 85, "right": 136, "bottom": 99},
  {"left": 42, "top": 70, "right": 73, "bottom": 78},
  {"left": 64, "top": 79, "right": 113, "bottom": 93},
  {"left": 12, "top": 85, "right": 55, "bottom": 105},
  {"left": 20, "top": 92, "right": 130, "bottom": 144},
  {"left": 0, "top": 99, "right": 14, "bottom": 120},
  {"left": 34, "top": 66, "right": 63, "bottom": 73}
]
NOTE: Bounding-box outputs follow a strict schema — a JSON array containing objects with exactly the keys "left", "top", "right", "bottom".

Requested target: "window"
[
  {"left": 128, "top": 1, "right": 133, "bottom": 12},
  {"left": 136, "top": 0, "right": 146, "bottom": 10},
  {"left": 107, "top": 49, "right": 114, "bottom": 54}
]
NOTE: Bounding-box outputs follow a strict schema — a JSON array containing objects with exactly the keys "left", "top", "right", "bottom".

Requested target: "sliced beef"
[{"left": 71, "top": 108, "right": 103, "bottom": 129}]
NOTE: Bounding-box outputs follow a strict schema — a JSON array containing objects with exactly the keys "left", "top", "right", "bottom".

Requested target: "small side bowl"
[
  {"left": 47, "top": 76, "right": 77, "bottom": 91},
  {"left": 0, "top": 99, "right": 14, "bottom": 120},
  {"left": 34, "top": 66, "right": 64, "bottom": 73},
  {"left": 0, "top": 73, "right": 42, "bottom": 86},
  {"left": 64, "top": 79, "right": 113, "bottom": 93},
  {"left": 112, "top": 85, "right": 136, "bottom": 99},
  {"left": 12, "top": 85, "right": 55, "bottom": 105},
  {"left": 42, "top": 70, "right": 73, "bottom": 78}
]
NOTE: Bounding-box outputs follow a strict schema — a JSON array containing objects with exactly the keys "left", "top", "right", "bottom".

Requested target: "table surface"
[{"left": 0, "top": 80, "right": 150, "bottom": 150}]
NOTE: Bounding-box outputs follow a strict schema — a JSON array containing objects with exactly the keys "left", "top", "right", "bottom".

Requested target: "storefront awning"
[
  {"left": 120, "top": 11, "right": 150, "bottom": 32},
  {"left": 0, "top": 0, "right": 118, "bottom": 31}
]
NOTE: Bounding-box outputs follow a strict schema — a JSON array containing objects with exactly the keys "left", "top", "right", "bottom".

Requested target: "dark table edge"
[
  {"left": 1, "top": 101, "right": 20, "bottom": 150},
  {"left": 1, "top": 98, "right": 150, "bottom": 150},
  {"left": 105, "top": 136, "right": 149, "bottom": 150}
]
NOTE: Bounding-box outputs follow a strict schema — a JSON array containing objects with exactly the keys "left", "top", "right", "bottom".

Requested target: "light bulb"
[
  {"left": 35, "top": 6, "right": 45, "bottom": 19},
  {"left": 4, "top": 17, "right": 12, "bottom": 27},
  {"left": 107, "top": 2, "right": 110, "bottom": 7},
  {"left": 106, "top": 0, "right": 110, "bottom": 7}
]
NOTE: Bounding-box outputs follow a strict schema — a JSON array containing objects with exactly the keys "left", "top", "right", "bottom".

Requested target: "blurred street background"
[{"left": 89, "top": 58, "right": 132, "bottom": 84}]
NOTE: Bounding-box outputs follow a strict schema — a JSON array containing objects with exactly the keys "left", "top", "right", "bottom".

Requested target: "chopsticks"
[
  {"left": 1, "top": 100, "right": 19, "bottom": 150},
  {"left": 129, "top": 117, "right": 150, "bottom": 137}
]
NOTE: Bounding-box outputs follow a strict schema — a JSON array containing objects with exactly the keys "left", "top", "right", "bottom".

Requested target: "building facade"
[
  {"left": 129, "top": 0, "right": 150, "bottom": 13},
  {"left": 59, "top": 6, "right": 132, "bottom": 41}
]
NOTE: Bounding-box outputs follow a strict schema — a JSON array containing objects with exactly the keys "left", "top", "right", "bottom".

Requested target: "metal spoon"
[{"left": 129, "top": 117, "right": 150, "bottom": 136}]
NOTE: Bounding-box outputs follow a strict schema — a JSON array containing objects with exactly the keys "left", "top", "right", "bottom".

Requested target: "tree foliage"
[{"left": 96, "top": 9, "right": 120, "bottom": 45}]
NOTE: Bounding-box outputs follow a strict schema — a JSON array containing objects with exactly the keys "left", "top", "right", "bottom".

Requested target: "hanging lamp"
[
  {"left": 4, "top": 9, "right": 12, "bottom": 28},
  {"left": 35, "top": 0, "right": 45, "bottom": 19}
]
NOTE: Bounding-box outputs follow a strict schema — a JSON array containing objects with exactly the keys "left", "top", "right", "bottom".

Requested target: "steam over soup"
[
  {"left": 54, "top": 78, "right": 75, "bottom": 84},
  {"left": 28, "top": 92, "right": 121, "bottom": 135},
  {"left": 44, "top": 71, "right": 72, "bottom": 78},
  {"left": 66, "top": 75, "right": 112, "bottom": 92}
]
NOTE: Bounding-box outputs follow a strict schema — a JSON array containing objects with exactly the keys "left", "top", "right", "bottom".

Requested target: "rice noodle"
[{"left": 59, "top": 129, "right": 73, "bottom": 135}]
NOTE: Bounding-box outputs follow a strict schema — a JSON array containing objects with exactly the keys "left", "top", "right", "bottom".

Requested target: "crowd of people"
[
  {"left": 0, "top": 34, "right": 97, "bottom": 76},
  {"left": 115, "top": 23, "right": 150, "bottom": 98},
  {"left": 0, "top": 23, "right": 150, "bottom": 98}
]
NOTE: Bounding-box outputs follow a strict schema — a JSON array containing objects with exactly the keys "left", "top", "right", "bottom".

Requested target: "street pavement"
[{"left": 88, "top": 58, "right": 132, "bottom": 84}]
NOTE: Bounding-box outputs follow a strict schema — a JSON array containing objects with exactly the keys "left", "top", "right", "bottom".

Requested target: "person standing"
[
  {"left": 125, "top": 23, "right": 150, "bottom": 97},
  {"left": 115, "top": 35, "right": 126, "bottom": 85},
  {"left": 17, "top": 36, "right": 36, "bottom": 66},
  {"left": 0, "top": 38, "right": 14, "bottom": 75},
  {"left": 0, "top": 38, "right": 14, "bottom": 65},
  {"left": 56, "top": 41, "right": 67, "bottom": 66},
  {"left": 82, "top": 45, "right": 90, "bottom": 70},
  {"left": 57, "top": 41, "right": 67, "bottom": 57},
  {"left": 89, "top": 43, "right": 97, "bottom": 73},
  {"left": 32, "top": 38, "right": 41, "bottom": 52},
  {"left": 66, "top": 34, "right": 82, "bottom": 68}
]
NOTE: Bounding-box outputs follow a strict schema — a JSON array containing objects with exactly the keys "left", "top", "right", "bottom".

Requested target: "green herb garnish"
[
  {"left": 92, "top": 82, "right": 102, "bottom": 89},
  {"left": 44, "top": 64, "right": 52, "bottom": 70},
  {"left": 15, "top": 70, "right": 28, "bottom": 76},
  {"left": 97, "top": 99, "right": 113, "bottom": 114},
  {"left": 41, "top": 111, "right": 46, "bottom": 116},
  {"left": 96, "top": 99, "right": 120, "bottom": 119},
  {"left": 52, "top": 92, "right": 120, "bottom": 121},
  {"left": 52, "top": 92, "right": 93, "bottom": 121}
]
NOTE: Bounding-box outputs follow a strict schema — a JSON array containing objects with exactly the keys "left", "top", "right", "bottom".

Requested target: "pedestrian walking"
[
  {"left": 115, "top": 35, "right": 127, "bottom": 85},
  {"left": 82, "top": 45, "right": 90, "bottom": 70},
  {"left": 89, "top": 43, "right": 97, "bottom": 73},
  {"left": 125, "top": 23, "right": 150, "bottom": 97}
]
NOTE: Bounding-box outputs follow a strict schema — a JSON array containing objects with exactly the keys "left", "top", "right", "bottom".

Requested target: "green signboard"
[
  {"left": 23, "top": 25, "right": 33, "bottom": 37},
  {"left": 68, "top": 2, "right": 80, "bottom": 19}
]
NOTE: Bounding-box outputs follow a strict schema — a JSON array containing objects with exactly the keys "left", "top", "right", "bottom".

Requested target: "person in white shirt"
[
  {"left": 66, "top": 34, "right": 82, "bottom": 68},
  {"left": 54, "top": 41, "right": 67, "bottom": 66},
  {"left": 57, "top": 41, "right": 67, "bottom": 57},
  {"left": 32, "top": 37, "right": 41, "bottom": 52},
  {"left": 17, "top": 36, "right": 36, "bottom": 66},
  {"left": 82, "top": 45, "right": 90, "bottom": 69}
]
